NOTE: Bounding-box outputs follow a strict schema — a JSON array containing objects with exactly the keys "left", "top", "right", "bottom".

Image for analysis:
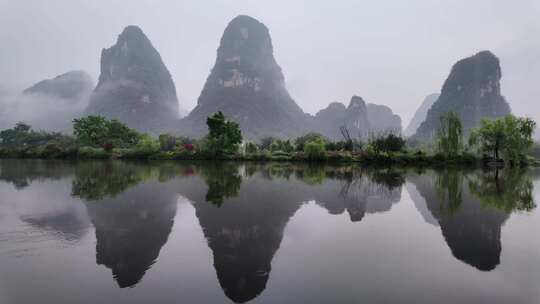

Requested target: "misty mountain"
[
  {"left": 414, "top": 51, "right": 511, "bottom": 140},
  {"left": 313, "top": 96, "right": 402, "bottom": 140},
  {"left": 179, "top": 15, "right": 309, "bottom": 139},
  {"left": 366, "top": 103, "right": 402, "bottom": 135},
  {"left": 404, "top": 93, "right": 439, "bottom": 137},
  {"left": 86, "top": 26, "right": 180, "bottom": 134},
  {"left": 0, "top": 71, "right": 94, "bottom": 132},
  {"left": 23, "top": 70, "right": 93, "bottom": 101},
  {"left": 313, "top": 96, "right": 369, "bottom": 140}
]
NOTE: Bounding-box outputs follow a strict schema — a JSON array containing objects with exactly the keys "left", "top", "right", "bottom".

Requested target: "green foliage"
[
  {"left": 245, "top": 142, "right": 259, "bottom": 154},
  {"left": 71, "top": 161, "right": 148, "bottom": 201},
  {"left": 436, "top": 112, "right": 463, "bottom": 157},
  {"left": 78, "top": 147, "right": 110, "bottom": 159},
  {"left": 468, "top": 168, "right": 536, "bottom": 212},
  {"left": 259, "top": 137, "right": 277, "bottom": 150},
  {"left": 73, "top": 116, "right": 140, "bottom": 149},
  {"left": 136, "top": 134, "right": 160, "bottom": 154},
  {"left": 158, "top": 134, "right": 176, "bottom": 151},
  {"left": 295, "top": 133, "right": 326, "bottom": 151},
  {"left": 469, "top": 115, "right": 536, "bottom": 164},
  {"left": 270, "top": 150, "right": 292, "bottom": 161},
  {"left": 269, "top": 139, "right": 294, "bottom": 153},
  {"left": 199, "top": 162, "right": 242, "bottom": 206},
  {"left": 435, "top": 169, "right": 464, "bottom": 215},
  {"left": 369, "top": 133, "right": 405, "bottom": 153},
  {"left": 295, "top": 164, "right": 326, "bottom": 185},
  {"left": 304, "top": 137, "right": 326, "bottom": 160},
  {"left": 201, "top": 112, "right": 242, "bottom": 158},
  {"left": 325, "top": 140, "right": 355, "bottom": 152},
  {"left": 0, "top": 122, "right": 67, "bottom": 149}
]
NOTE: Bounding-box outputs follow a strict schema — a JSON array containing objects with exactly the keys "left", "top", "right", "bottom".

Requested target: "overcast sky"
[{"left": 1, "top": 0, "right": 539, "bottom": 127}]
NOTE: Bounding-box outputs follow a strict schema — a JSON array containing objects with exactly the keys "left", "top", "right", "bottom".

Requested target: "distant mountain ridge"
[
  {"left": 405, "top": 93, "right": 439, "bottom": 137},
  {"left": 23, "top": 70, "right": 94, "bottom": 101},
  {"left": 312, "top": 96, "right": 402, "bottom": 140},
  {"left": 3, "top": 18, "right": 521, "bottom": 142}
]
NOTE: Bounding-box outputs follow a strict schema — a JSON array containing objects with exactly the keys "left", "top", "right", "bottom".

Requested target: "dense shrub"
[
  {"left": 73, "top": 116, "right": 140, "bottom": 149},
  {"left": 295, "top": 133, "right": 326, "bottom": 151},
  {"left": 370, "top": 133, "right": 405, "bottom": 153},
  {"left": 78, "top": 147, "right": 110, "bottom": 159},
  {"left": 304, "top": 138, "right": 326, "bottom": 160},
  {"left": 158, "top": 134, "right": 177, "bottom": 151},
  {"left": 269, "top": 139, "right": 294, "bottom": 153}
]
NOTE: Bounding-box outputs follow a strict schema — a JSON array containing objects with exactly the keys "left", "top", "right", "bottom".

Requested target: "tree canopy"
[
  {"left": 436, "top": 112, "right": 463, "bottom": 157},
  {"left": 73, "top": 116, "right": 140, "bottom": 149},
  {"left": 469, "top": 115, "right": 536, "bottom": 164},
  {"left": 202, "top": 112, "right": 242, "bottom": 157}
]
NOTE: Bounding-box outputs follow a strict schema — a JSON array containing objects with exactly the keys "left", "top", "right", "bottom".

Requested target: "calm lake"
[{"left": 0, "top": 160, "right": 539, "bottom": 304}]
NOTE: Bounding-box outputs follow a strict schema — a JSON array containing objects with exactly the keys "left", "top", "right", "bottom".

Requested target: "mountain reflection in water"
[{"left": 0, "top": 160, "right": 537, "bottom": 304}]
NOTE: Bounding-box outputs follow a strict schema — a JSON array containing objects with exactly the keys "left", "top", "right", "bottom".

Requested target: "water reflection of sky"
[{"left": 0, "top": 161, "right": 539, "bottom": 304}]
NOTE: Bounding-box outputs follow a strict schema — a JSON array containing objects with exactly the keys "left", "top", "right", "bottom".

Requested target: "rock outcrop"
[
  {"left": 414, "top": 51, "right": 511, "bottom": 140},
  {"left": 404, "top": 93, "right": 439, "bottom": 136},
  {"left": 180, "top": 15, "right": 307, "bottom": 139},
  {"left": 23, "top": 70, "right": 94, "bottom": 101},
  {"left": 313, "top": 96, "right": 370, "bottom": 140},
  {"left": 313, "top": 96, "right": 402, "bottom": 140},
  {"left": 366, "top": 103, "right": 402, "bottom": 135},
  {"left": 86, "top": 26, "right": 179, "bottom": 133}
]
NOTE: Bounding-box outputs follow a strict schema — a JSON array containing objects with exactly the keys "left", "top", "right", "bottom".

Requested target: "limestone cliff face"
[
  {"left": 405, "top": 93, "right": 439, "bottom": 137},
  {"left": 86, "top": 26, "right": 179, "bottom": 133},
  {"left": 414, "top": 51, "right": 511, "bottom": 140},
  {"left": 313, "top": 96, "right": 370, "bottom": 140},
  {"left": 23, "top": 70, "right": 94, "bottom": 101},
  {"left": 312, "top": 102, "right": 348, "bottom": 139},
  {"left": 313, "top": 96, "right": 402, "bottom": 140},
  {"left": 366, "top": 103, "right": 402, "bottom": 135},
  {"left": 181, "top": 15, "right": 307, "bottom": 139}
]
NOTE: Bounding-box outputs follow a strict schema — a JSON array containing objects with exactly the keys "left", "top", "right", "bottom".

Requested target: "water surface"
[{"left": 0, "top": 160, "right": 539, "bottom": 304}]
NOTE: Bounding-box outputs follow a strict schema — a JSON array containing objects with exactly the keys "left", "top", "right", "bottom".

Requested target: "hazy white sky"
[{"left": 0, "top": 0, "right": 539, "bottom": 127}]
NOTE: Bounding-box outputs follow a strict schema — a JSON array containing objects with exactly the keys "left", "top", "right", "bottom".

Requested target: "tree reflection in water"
[
  {"left": 0, "top": 159, "right": 537, "bottom": 302},
  {"left": 409, "top": 167, "right": 536, "bottom": 271}
]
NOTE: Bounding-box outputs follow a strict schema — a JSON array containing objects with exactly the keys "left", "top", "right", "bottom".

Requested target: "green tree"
[
  {"left": 0, "top": 122, "right": 65, "bottom": 149},
  {"left": 73, "top": 116, "right": 110, "bottom": 147},
  {"left": 469, "top": 115, "right": 536, "bottom": 163},
  {"left": 158, "top": 134, "right": 176, "bottom": 151},
  {"left": 436, "top": 112, "right": 463, "bottom": 157},
  {"left": 136, "top": 134, "right": 160, "bottom": 154},
  {"left": 107, "top": 119, "right": 140, "bottom": 148},
  {"left": 304, "top": 137, "right": 326, "bottom": 160},
  {"left": 73, "top": 116, "right": 140, "bottom": 149},
  {"left": 202, "top": 112, "right": 242, "bottom": 158},
  {"left": 370, "top": 133, "right": 405, "bottom": 153},
  {"left": 295, "top": 133, "right": 326, "bottom": 151}
]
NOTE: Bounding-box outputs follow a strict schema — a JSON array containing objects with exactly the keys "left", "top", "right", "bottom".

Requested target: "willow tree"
[{"left": 436, "top": 112, "right": 463, "bottom": 157}]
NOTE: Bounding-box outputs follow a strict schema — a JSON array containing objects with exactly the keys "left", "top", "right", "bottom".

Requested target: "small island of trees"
[{"left": 0, "top": 111, "right": 537, "bottom": 167}]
